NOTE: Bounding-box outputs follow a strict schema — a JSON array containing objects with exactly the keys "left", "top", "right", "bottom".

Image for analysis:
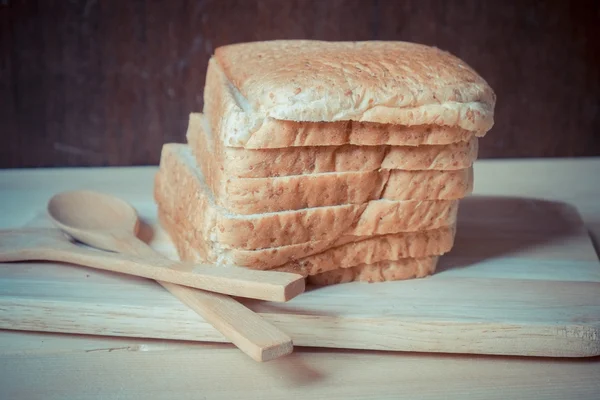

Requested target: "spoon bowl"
[{"left": 48, "top": 190, "right": 140, "bottom": 252}]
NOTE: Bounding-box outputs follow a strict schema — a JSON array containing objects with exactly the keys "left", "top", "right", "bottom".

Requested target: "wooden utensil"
[
  {"left": 45, "top": 190, "right": 295, "bottom": 362},
  {"left": 0, "top": 228, "right": 303, "bottom": 302},
  {"left": 2, "top": 195, "right": 597, "bottom": 358}
]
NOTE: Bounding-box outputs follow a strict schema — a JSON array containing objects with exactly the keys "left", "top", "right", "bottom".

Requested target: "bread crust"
[
  {"left": 307, "top": 257, "right": 439, "bottom": 285},
  {"left": 188, "top": 113, "right": 478, "bottom": 179},
  {"left": 204, "top": 40, "right": 495, "bottom": 147},
  {"left": 155, "top": 144, "right": 459, "bottom": 250},
  {"left": 204, "top": 48, "right": 493, "bottom": 148},
  {"left": 158, "top": 206, "right": 450, "bottom": 276},
  {"left": 186, "top": 116, "right": 474, "bottom": 213}
]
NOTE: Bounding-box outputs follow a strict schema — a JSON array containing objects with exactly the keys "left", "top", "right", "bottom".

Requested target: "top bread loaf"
[{"left": 204, "top": 40, "right": 496, "bottom": 148}]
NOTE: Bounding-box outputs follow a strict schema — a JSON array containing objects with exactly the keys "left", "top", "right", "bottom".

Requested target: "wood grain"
[
  {"left": 1, "top": 194, "right": 599, "bottom": 358},
  {"left": 1, "top": 0, "right": 599, "bottom": 168},
  {"left": 2, "top": 159, "right": 600, "bottom": 400},
  {"left": 45, "top": 187, "right": 298, "bottom": 361},
  {"left": 2, "top": 330, "right": 599, "bottom": 400},
  {"left": 0, "top": 228, "right": 304, "bottom": 302}
]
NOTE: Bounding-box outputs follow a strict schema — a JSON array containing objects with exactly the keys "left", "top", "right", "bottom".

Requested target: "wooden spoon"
[
  {"left": 0, "top": 228, "right": 303, "bottom": 302},
  {"left": 43, "top": 190, "right": 305, "bottom": 302},
  {"left": 45, "top": 190, "right": 295, "bottom": 362}
]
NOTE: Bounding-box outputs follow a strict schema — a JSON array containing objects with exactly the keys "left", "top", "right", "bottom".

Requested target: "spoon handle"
[
  {"left": 40, "top": 237, "right": 304, "bottom": 302},
  {"left": 120, "top": 236, "right": 306, "bottom": 302},
  {"left": 158, "top": 282, "right": 293, "bottom": 362},
  {"left": 107, "top": 235, "right": 294, "bottom": 362}
]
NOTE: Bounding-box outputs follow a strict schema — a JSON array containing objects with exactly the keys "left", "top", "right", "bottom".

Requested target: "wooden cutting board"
[{"left": 1, "top": 195, "right": 599, "bottom": 357}]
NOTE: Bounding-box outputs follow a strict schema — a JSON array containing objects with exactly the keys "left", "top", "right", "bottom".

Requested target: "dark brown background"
[{"left": 1, "top": 0, "right": 599, "bottom": 168}]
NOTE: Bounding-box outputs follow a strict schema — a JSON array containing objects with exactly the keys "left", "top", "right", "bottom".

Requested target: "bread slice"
[
  {"left": 187, "top": 112, "right": 478, "bottom": 181},
  {"left": 158, "top": 205, "right": 448, "bottom": 280},
  {"left": 307, "top": 257, "right": 439, "bottom": 285},
  {"left": 271, "top": 223, "right": 454, "bottom": 275},
  {"left": 186, "top": 118, "right": 474, "bottom": 214},
  {"left": 155, "top": 144, "right": 459, "bottom": 250},
  {"left": 204, "top": 58, "right": 477, "bottom": 149},
  {"left": 158, "top": 204, "right": 455, "bottom": 271},
  {"left": 204, "top": 167, "right": 473, "bottom": 215},
  {"left": 161, "top": 208, "right": 438, "bottom": 284},
  {"left": 204, "top": 40, "right": 495, "bottom": 148}
]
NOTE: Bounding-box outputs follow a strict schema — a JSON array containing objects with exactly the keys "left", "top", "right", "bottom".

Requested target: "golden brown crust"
[
  {"left": 207, "top": 40, "right": 495, "bottom": 147},
  {"left": 203, "top": 54, "right": 490, "bottom": 148}
]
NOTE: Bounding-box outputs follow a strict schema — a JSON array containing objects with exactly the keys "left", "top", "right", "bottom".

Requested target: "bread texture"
[
  {"left": 204, "top": 40, "right": 495, "bottom": 148},
  {"left": 151, "top": 40, "right": 495, "bottom": 285},
  {"left": 204, "top": 59, "right": 477, "bottom": 149},
  {"left": 158, "top": 203, "right": 455, "bottom": 271},
  {"left": 162, "top": 208, "right": 438, "bottom": 284},
  {"left": 307, "top": 257, "right": 439, "bottom": 285},
  {"left": 187, "top": 113, "right": 478, "bottom": 180},
  {"left": 155, "top": 144, "right": 459, "bottom": 250},
  {"left": 272, "top": 223, "right": 454, "bottom": 275},
  {"left": 186, "top": 116, "right": 474, "bottom": 214},
  {"left": 207, "top": 167, "right": 473, "bottom": 215}
]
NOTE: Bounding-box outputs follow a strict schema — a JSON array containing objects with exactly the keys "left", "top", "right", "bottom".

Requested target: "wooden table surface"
[{"left": 1, "top": 158, "right": 599, "bottom": 399}]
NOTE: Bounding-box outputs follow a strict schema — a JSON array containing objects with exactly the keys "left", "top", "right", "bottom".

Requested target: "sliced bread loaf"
[
  {"left": 185, "top": 118, "right": 474, "bottom": 213},
  {"left": 187, "top": 113, "right": 478, "bottom": 179},
  {"left": 158, "top": 205, "right": 448, "bottom": 280},
  {"left": 211, "top": 167, "right": 473, "bottom": 214},
  {"left": 158, "top": 205, "right": 455, "bottom": 271},
  {"left": 155, "top": 144, "right": 459, "bottom": 250},
  {"left": 203, "top": 41, "right": 495, "bottom": 148}
]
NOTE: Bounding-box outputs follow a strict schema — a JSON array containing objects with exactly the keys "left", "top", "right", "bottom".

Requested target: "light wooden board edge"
[{"left": 2, "top": 297, "right": 599, "bottom": 358}]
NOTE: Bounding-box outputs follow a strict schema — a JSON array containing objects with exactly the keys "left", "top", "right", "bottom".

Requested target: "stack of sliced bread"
[{"left": 155, "top": 40, "right": 495, "bottom": 286}]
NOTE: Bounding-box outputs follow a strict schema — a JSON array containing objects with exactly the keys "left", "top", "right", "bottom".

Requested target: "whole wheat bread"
[
  {"left": 208, "top": 167, "right": 473, "bottom": 214},
  {"left": 204, "top": 41, "right": 495, "bottom": 148},
  {"left": 188, "top": 113, "right": 478, "bottom": 179},
  {"left": 158, "top": 206, "right": 448, "bottom": 278},
  {"left": 307, "top": 257, "right": 439, "bottom": 285},
  {"left": 186, "top": 113, "right": 478, "bottom": 178},
  {"left": 185, "top": 118, "right": 474, "bottom": 213},
  {"left": 203, "top": 58, "right": 478, "bottom": 149},
  {"left": 155, "top": 144, "right": 459, "bottom": 250},
  {"left": 157, "top": 204, "right": 455, "bottom": 271}
]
